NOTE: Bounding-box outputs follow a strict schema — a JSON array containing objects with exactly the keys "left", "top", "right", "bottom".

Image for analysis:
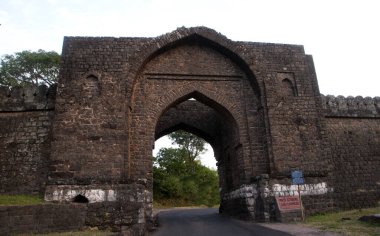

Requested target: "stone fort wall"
[
  {"left": 322, "top": 95, "right": 380, "bottom": 209},
  {"left": 0, "top": 85, "right": 56, "bottom": 194},
  {"left": 1, "top": 89, "right": 377, "bottom": 204},
  {"left": 0, "top": 204, "right": 86, "bottom": 235}
]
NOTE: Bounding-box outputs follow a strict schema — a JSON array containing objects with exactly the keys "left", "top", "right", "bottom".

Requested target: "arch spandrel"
[
  {"left": 128, "top": 27, "right": 262, "bottom": 101},
  {"left": 144, "top": 44, "right": 244, "bottom": 78}
]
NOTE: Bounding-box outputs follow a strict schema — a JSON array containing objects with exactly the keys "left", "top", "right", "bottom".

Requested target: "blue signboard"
[{"left": 291, "top": 170, "right": 305, "bottom": 185}]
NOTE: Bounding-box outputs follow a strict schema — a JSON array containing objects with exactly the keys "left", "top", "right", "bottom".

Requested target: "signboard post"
[{"left": 291, "top": 170, "right": 305, "bottom": 221}]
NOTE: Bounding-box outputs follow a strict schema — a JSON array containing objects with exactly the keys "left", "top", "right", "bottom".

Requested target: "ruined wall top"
[
  {"left": 0, "top": 84, "right": 56, "bottom": 112},
  {"left": 321, "top": 94, "right": 380, "bottom": 118}
]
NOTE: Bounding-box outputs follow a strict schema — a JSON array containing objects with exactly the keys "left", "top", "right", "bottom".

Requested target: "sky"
[{"left": 1, "top": 0, "right": 379, "bottom": 168}]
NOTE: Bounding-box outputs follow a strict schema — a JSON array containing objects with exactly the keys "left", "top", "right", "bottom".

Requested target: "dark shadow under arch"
[
  {"left": 156, "top": 91, "right": 239, "bottom": 129},
  {"left": 156, "top": 122, "right": 215, "bottom": 149}
]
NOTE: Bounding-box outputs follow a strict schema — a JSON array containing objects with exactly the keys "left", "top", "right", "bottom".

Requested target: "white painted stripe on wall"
[{"left": 223, "top": 182, "right": 333, "bottom": 200}]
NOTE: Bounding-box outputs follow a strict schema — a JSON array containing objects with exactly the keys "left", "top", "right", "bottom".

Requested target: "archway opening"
[
  {"left": 153, "top": 92, "right": 242, "bottom": 208},
  {"left": 72, "top": 194, "right": 89, "bottom": 203}
]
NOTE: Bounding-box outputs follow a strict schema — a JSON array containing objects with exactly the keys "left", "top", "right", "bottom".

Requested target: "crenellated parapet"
[
  {"left": 321, "top": 94, "right": 380, "bottom": 118},
  {"left": 0, "top": 84, "right": 56, "bottom": 112}
]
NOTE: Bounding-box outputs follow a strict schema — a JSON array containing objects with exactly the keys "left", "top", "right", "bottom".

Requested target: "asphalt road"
[{"left": 150, "top": 208, "right": 292, "bottom": 236}]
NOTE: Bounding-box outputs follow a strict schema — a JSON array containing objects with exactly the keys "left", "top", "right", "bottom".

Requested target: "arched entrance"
[
  {"left": 155, "top": 92, "right": 240, "bottom": 196},
  {"left": 43, "top": 27, "right": 337, "bottom": 233},
  {"left": 129, "top": 33, "right": 267, "bottom": 220}
]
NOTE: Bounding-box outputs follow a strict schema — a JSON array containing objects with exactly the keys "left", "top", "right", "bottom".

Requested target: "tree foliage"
[
  {"left": 153, "top": 131, "right": 219, "bottom": 207},
  {"left": 168, "top": 130, "right": 206, "bottom": 163},
  {"left": 0, "top": 50, "right": 60, "bottom": 87}
]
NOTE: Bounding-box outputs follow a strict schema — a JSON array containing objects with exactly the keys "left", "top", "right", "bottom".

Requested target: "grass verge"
[
  {"left": 0, "top": 194, "right": 44, "bottom": 206},
  {"left": 305, "top": 205, "right": 380, "bottom": 236}
]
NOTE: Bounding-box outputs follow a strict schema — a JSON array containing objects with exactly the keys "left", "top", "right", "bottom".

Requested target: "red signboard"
[{"left": 275, "top": 196, "right": 302, "bottom": 211}]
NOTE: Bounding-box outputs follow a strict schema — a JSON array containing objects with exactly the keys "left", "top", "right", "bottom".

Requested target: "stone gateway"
[{"left": 1, "top": 27, "right": 379, "bottom": 234}]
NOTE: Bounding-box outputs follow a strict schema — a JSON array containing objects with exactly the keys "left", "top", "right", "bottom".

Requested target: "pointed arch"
[
  {"left": 127, "top": 28, "right": 265, "bottom": 193},
  {"left": 152, "top": 90, "right": 240, "bottom": 139}
]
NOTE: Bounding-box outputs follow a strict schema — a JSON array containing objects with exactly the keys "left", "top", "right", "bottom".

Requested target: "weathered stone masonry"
[
  {"left": 0, "top": 85, "right": 55, "bottom": 194},
  {"left": 0, "top": 27, "right": 379, "bottom": 233},
  {"left": 322, "top": 95, "right": 380, "bottom": 210}
]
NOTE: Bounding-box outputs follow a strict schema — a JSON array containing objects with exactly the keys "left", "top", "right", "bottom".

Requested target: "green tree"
[
  {"left": 154, "top": 148, "right": 188, "bottom": 175},
  {"left": 0, "top": 50, "right": 60, "bottom": 87},
  {"left": 168, "top": 130, "right": 206, "bottom": 163}
]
